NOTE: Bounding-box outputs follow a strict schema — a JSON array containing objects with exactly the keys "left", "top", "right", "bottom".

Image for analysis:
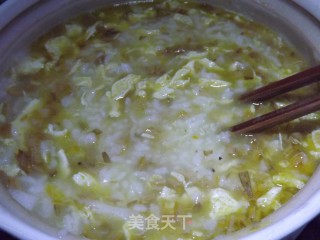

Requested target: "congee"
[{"left": 0, "top": 0, "right": 319, "bottom": 239}]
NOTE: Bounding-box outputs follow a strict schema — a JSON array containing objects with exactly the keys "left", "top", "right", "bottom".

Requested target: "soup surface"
[{"left": 0, "top": 0, "right": 319, "bottom": 239}]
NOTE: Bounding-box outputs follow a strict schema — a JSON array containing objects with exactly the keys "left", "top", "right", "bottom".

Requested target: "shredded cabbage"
[
  {"left": 209, "top": 188, "right": 246, "bottom": 218},
  {"left": 111, "top": 74, "right": 141, "bottom": 100}
]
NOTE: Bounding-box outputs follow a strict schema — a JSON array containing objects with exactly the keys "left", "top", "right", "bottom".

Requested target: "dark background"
[{"left": 0, "top": 0, "right": 319, "bottom": 239}]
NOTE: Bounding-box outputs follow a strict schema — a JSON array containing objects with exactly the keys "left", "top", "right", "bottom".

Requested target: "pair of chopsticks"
[{"left": 230, "top": 65, "right": 320, "bottom": 134}]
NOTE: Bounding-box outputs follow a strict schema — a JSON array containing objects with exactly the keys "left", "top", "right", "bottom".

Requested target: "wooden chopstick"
[
  {"left": 231, "top": 94, "right": 320, "bottom": 134},
  {"left": 230, "top": 65, "right": 320, "bottom": 134},
  {"left": 240, "top": 65, "right": 320, "bottom": 102}
]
